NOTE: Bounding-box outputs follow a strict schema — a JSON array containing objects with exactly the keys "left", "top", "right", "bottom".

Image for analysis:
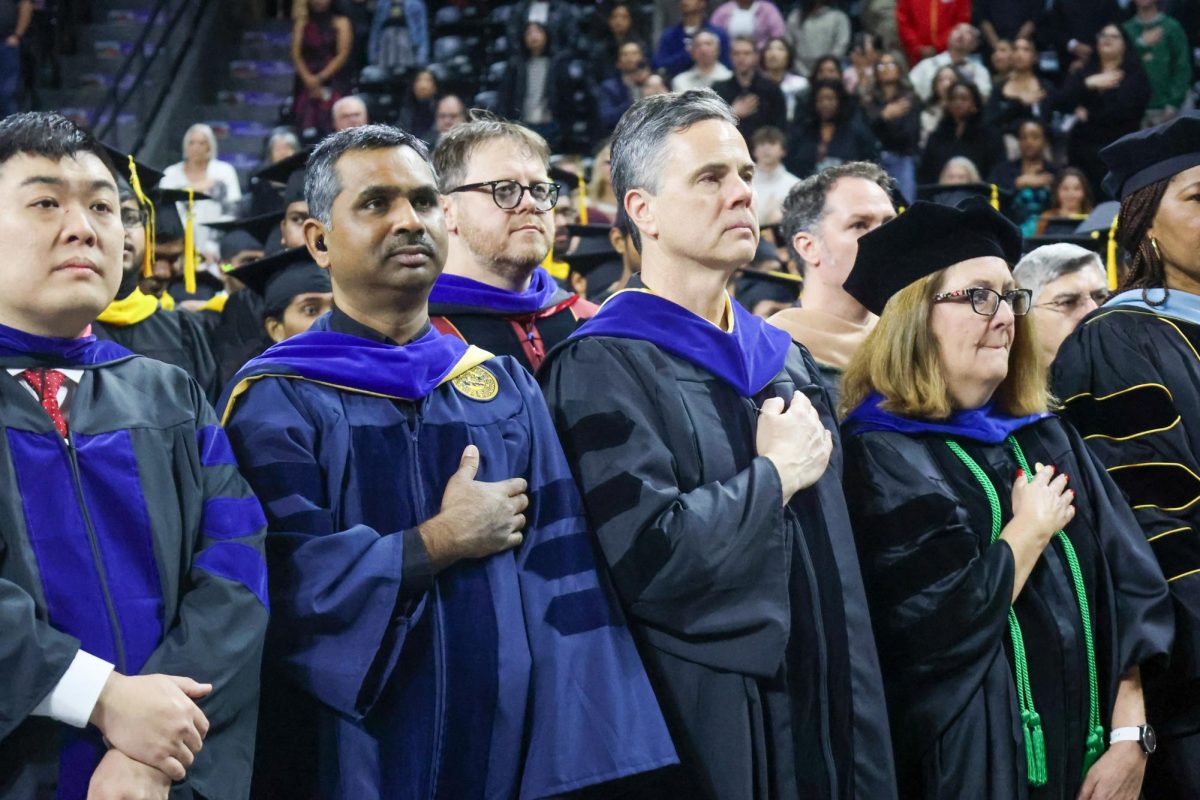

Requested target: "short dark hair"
[
  {"left": 431, "top": 110, "right": 550, "bottom": 193},
  {"left": 0, "top": 112, "right": 117, "bottom": 180},
  {"left": 781, "top": 161, "right": 896, "bottom": 265},
  {"left": 305, "top": 123, "right": 433, "bottom": 227}
]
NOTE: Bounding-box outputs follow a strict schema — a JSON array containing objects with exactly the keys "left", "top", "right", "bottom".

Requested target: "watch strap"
[{"left": 1109, "top": 726, "right": 1142, "bottom": 744}]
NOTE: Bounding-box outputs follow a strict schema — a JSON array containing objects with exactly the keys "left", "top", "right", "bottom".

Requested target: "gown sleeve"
[
  {"left": 223, "top": 376, "right": 431, "bottom": 720},
  {"left": 1063, "top": 422, "right": 1174, "bottom": 679},
  {"left": 540, "top": 337, "right": 793, "bottom": 677},
  {"left": 841, "top": 432, "right": 1015, "bottom": 742},
  {"left": 139, "top": 381, "right": 269, "bottom": 799},
  {"left": 0, "top": 577, "right": 79, "bottom": 739},
  {"left": 505, "top": 364, "right": 677, "bottom": 798},
  {"left": 1052, "top": 315, "right": 1200, "bottom": 698},
  {"left": 177, "top": 309, "right": 222, "bottom": 406}
]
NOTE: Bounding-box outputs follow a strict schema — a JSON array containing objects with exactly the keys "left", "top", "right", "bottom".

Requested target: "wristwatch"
[{"left": 1109, "top": 724, "right": 1156, "bottom": 755}]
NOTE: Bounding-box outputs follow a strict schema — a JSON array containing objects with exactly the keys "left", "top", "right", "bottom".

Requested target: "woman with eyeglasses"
[
  {"left": 1052, "top": 113, "right": 1200, "bottom": 798},
  {"left": 838, "top": 199, "right": 1173, "bottom": 799}
]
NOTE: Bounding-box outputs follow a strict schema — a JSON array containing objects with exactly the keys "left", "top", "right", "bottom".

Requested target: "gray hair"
[
  {"left": 182, "top": 123, "right": 218, "bottom": 161},
  {"left": 305, "top": 124, "right": 434, "bottom": 227},
  {"left": 610, "top": 88, "right": 737, "bottom": 251},
  {"left": 333, "top": 95, "right": 368, "bottom": 115},
  {"left": 267, "top": 128, "right": 300, "bottom": 154},
  {"left": 939, "top": 156, "right": 981, "bottom": 183},
  {"left": 1014, "top": 243, "right": 1105, "bottom": 302},
  {"left": 691, "top": 30, "right": 719, "bottom": 51},
  {"left": 780, "top": 161, "right": 896, "bottom": 265}
]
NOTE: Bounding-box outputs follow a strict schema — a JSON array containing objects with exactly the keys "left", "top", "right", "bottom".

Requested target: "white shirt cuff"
[{"left": 31, "top": 650, "right": 115, "bottom": 728}]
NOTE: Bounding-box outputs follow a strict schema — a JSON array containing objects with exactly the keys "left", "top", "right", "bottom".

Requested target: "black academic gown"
[
  {"left": 208, "top": 289, "right": 273, "bottom": 388},
  {"left": 429, "top": 287, "right": 596, "bottom": 373},
  {"left": 94, "top": 308, "right": 221, "bottom": 405},
  {"left": 540, "top": 337, "right": 896, "bottom": 800},
  {"left": 841, "top": 417, "right": 1173, "bottom": 799},
  {"left": 1053, "top": 304, "right": 1200, "bottom": 795},
  {"left": 0, "top": 353, "right": 268, "bottom": 799}
]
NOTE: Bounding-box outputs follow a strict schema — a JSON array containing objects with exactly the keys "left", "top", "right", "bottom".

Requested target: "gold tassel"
[
  {"left": 1106, "top": 212, "right": 1120, "bottom": 291},
  {"left": 990, "top": 183, "right": 1000, "bottom": 211},
  {"left": 126, "top": 155, "right": 156, "bottom": 278},
  {"left": 577, "top": 174, "right": 588, "bottom": 226},
  {"left": 184, "top": 187, "right": 197, "bottom": 295}
]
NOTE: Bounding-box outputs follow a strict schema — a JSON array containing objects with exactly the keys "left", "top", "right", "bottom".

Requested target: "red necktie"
[{"left": 21, "top": 369, "right": 69, "bottom": 439}]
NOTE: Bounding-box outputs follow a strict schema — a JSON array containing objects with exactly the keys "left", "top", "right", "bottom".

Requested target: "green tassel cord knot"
[
  {"left": 1083, "top": 725, "right": 1107, "bottom": 776},
  {"left": 944, "top": 436, "right": 1103, "bottom": 788},
  {"left": 1022, "top": 710, "right": 1048, "bottom": 787}
]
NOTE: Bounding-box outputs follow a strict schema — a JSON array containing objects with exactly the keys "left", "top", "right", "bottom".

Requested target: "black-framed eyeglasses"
[
  {"left": 447, "top": 179, "right": 560, "bottom": 211},
  {"left": 1035, "top": 289, "right": 1109, "bottom": 314},
  {"left": 933, "top": 286, "right": 1033, "bottom": 316},
  {"left": 120, "top": 208, "right": 146, "bottom": 228}
]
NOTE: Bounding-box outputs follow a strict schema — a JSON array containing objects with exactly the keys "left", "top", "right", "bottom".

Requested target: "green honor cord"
[{"left": 943, "top": 436, "right": 1104, "bottom": 787}]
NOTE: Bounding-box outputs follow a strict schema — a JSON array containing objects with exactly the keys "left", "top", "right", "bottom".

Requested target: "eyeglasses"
[
  {"left": 1036, "top": 289, "right": 1109, "bottom": 314},
  {"left": 933, "top": 286, "right": 1033, "bottom": 316},
  {"left": 120, "top": 208, "right": 146, "bottom": 228},
  {"left": 447, "top": 179, "right": 560, "bottom": 211}
]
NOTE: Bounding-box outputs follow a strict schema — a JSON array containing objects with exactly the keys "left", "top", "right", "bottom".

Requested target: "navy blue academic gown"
[{"left": 221, "top": 314, "right": 676, "bottom": 799}]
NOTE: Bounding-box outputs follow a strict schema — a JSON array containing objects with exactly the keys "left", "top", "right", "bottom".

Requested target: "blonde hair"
[
  {"left": 588, "top": 142, "right": 617, "bottom": 207},
  {"left": 839, "top": 268, "right": 1051, "bottom": 420}
]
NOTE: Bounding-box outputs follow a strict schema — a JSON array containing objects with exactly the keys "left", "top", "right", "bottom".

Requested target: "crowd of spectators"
[
  {"left": 250, "top": 0, "right": 1200, "bottom": 240},
  {"left": 12, "top": 0, "right": 1190, "bottom": 264}
]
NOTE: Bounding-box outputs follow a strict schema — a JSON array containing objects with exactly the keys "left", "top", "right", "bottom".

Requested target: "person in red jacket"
[{"left": 896, "top": 0, "right": 972, "bottom": 66}]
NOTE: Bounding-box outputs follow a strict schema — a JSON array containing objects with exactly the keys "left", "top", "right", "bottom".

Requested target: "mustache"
[{"left": 384, "top": 233, "right": 437, "bottom": 257}]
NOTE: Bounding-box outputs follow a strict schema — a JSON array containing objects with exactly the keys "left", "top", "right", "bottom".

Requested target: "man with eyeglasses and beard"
[
  {"left": 427, "top": 113, "right": 596, "bottom": 372},
  {"left": 220, "top": 124, "right": 676, "bottom": 799},
  {"left": 92, "top": 154, "right": 221, "bottom": 404}
]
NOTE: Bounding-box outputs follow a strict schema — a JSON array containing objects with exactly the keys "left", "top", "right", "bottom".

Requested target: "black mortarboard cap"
[
  {"left": 254, "top": 147, "right": 312, "bottom": 185},
  {"left": 735, "top": 269, "right": 802, "bottom": 311},
  {"left": 1038, "top": 215, "right": 1088, "bottom": 237},
  {"left": 1075, "top": 201, "right": 1121, "bottom": 237},
  {"left": 754, "top": 238, "right": 780, "bottom": 265},
  {"left": 1100, "top": 113, "right": 1200, "bottom": 199},
  {"left": 548, "top": 164, "right": 583, "bottom": 189},
  {"left": 1075, "top": 200, "right": 1123, "bottom": 289},
  {"left": 228, "top": 246, "right": 332, "bottom": 318},
  {"left": 916, "top": 182, "right": 1011, "bottom": 209},
  {"left": 564, "top": 233, "right": 621, "bottom": 277},
  {"left": 845, "top": 198, "right": 1023, "bottom": 316},
  {"left": 154, "top": 201, "right": 185, "bottom": 242},
  {"left": 147, "top": 186, "right": 213, "bottom": 205},
  {"left": 219, "top": 231, "right": 265, "bottom": 263},
  {"left": 284, "top": 170, "right": 307, "bottom": 206},
  {"left": 101, "top": 145, "right": 166, "bottom": 193},
  {"left": 207, "top": 210, "right": 284, "bottom": 244},
  {"left": 565, "top": 223, "right": 614, "bottom": 238}
]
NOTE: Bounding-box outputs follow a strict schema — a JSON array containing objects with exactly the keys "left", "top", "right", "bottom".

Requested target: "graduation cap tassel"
[
  {"left": 989, "top": 183, "right": 1000, "bottom": 211},
  {"left": 1023, "top": 710, "right": 1049, "bottom": 787},
  {"left": 577, "top": 174, "right": 588, "bottom": 226},
  {"left": 184, "top": 188, "right": 197, "bottom": 295},
  {"left": 126, "top": 155, "right": 156, "bottom": 279},
  {"left": 1106, "top": 214, "right": 1120, "bottom": 292}
]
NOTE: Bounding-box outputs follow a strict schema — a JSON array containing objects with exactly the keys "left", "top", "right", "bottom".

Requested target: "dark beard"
[{"left": 116, "top": 265, "right": 141, "bottom": 300}]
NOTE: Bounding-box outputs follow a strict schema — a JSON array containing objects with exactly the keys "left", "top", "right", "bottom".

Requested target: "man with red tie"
[{"left": 0, "top": 112, "right": 267, "bottom": 800}]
